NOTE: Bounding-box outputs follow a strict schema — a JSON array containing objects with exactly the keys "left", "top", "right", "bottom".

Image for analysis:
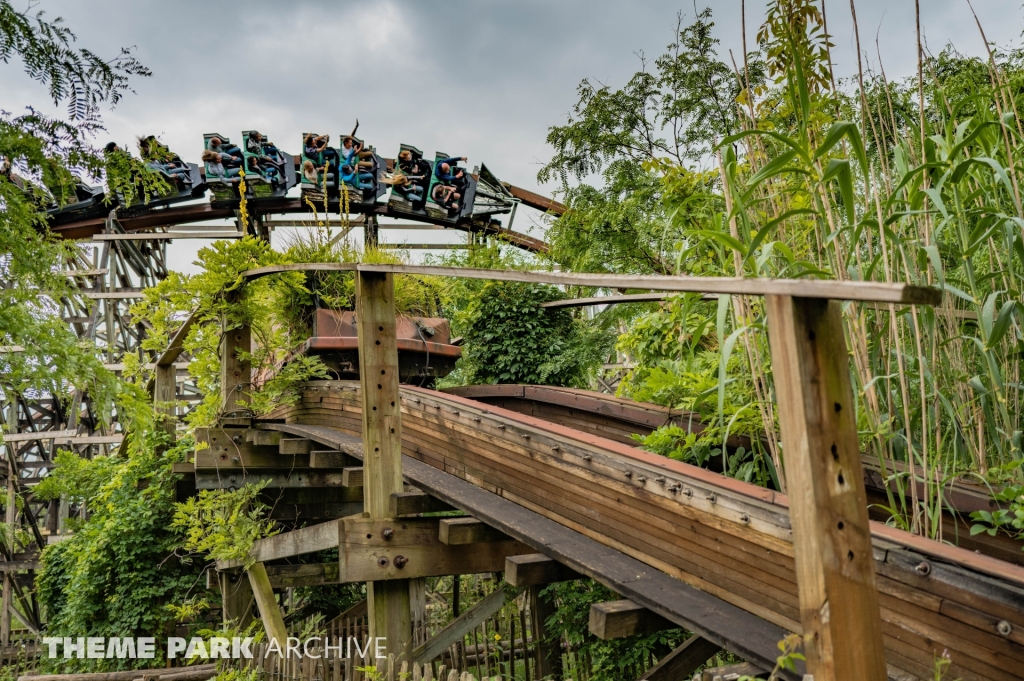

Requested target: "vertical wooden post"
[
  {"left": 2, "top": 401, "right": 16, "bottom": 646},
  {"left": 764, "top": 295, "right": 887, "bottom": 681},
  {"left": 357, "top": 270, "right": 412, "bottom": 663},
  {"left": 409, "top": 578, "right": 428, "bottom": 646},
  {"left": 220, "top": 291, "right": 251, "bottom": 417},
  {"left": 220, "top": 571, "right": 255, "bottom": 631},
  {"left": 153, "top": 362, "right": 176, "bottom": 444},
  {"left": 529, "top": 585, "right": 562, "bottom": 680},
  {"left": 1, "top": 457, "right": 13, "bottom": 646},
  {"left": 248, "top": 562, "right": 288, "bottom": 645}
]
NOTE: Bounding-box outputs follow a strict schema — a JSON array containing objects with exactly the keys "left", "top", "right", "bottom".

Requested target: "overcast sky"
[{"left": 4, "top": 0, "right": 1023, "bottom": 272}]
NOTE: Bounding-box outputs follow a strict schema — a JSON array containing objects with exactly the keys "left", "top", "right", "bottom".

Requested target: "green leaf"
[{"left": 988, "top": 300, "right": 1017, "bottom": 349}]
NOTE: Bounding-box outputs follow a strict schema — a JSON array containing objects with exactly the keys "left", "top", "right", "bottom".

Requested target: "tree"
[
  {"left": 538, "top": 7, "right": 762, "bottom": 275},
  {"left": 0, "top": 1, "right": 150, "bottom": 419}
]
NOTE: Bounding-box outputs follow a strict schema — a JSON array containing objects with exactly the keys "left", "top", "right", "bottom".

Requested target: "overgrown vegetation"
[
  {"left": 542, "top": 1, "right": 1024, "bottom": 540},
  {"left": 17, "top": 0, "right": 1024, "bottom": 677}
]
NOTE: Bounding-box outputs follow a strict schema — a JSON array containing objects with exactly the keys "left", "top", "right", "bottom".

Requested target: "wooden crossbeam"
[
  {"left": 218, "top": 520, "right": 341, "bottom": 569},
  {"left": 390, "top": 490, "right": 455, "bottom": 516},
  {"left": 310, "top": 450, "right": 359, "bottom": 468},
  {"left": 505, "top": 554, "right": 581, "bottom": 587},
  {"left": 339, "top": 517, "right": 531, "bottom": 582},
  {"left": 280, "top": 437, "right": 312, "bottom": 455},
  {"left": 342, "top": 467, "right": 364, "bottom": 488},
  {"left": 265, "top": 562, "right": 340, "bottom": 588},
  {"left": 589, "top": 599, "right": 676, "bottom": 640},
  {"left": 248, "top": 430, "right": 282, "bottom": 446},
  {"left": 241, "top": 263, "right": 943, "bottom": 305},
  {"left": 90, "top": 231, "right": 242, "bottom": 240},
  {"left": 195, "top": 470, "right": 360, "bottom": 490},
  {"left": 439, "top": 517, "right": 508, "bottom": 545}
]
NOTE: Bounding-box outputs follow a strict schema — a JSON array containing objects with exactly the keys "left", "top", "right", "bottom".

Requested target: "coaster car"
[
  {"left": 300, "top": 131, "right": 337, "bottom": 203},
  {"left": 116, "top": 135, "right": 204, "bottom": 217},
  {"left": 301, "top": 131, "right": 386, "bottom": 207},
  {"left": 424, "top": 151, "right": 476, "bottom": 222},
  {"left": 204, "top": 131, "right": 295, "bottom": 205},
  {"left": 45, "top": 181, "right": 108, "bottom": 226},
  {"left": 387, "top": 144, "right": 432, "bottom": 214},
  {"left": 241, "top": 130, "right": 295, "bottom": 199}
]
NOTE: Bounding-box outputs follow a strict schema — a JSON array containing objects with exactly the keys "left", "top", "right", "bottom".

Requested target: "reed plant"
[{"left": 545, "top": 0, "right": 1024, "bottom": 539}]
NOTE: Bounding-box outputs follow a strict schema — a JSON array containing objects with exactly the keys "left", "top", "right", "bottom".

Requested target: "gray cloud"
[{"left": 3, "top": 0, "right": 1021, "bottom": 271}]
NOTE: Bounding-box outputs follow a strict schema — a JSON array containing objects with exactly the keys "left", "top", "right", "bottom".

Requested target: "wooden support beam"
[
  {"left": 765, "top": 295, "right": 887, "bottom": 681},
  {"left": 247, "top": 561, "right": 288, "bottom": 645},
  {"left": 265, "top": 562, "right": 340, "bottom": 588},
  {"left": 219, "top": 293, "right": 251, "bottom": 417},
  {"left": 413, "top": 585, "right": 516, "bottom": 664},
  {"left": 196, "top": 470, "right": 359, "bottom": 489},
  {"left": 639, "top": 636, "right": 723, "bottom": 680},
  {"left": 358, "top": 269, "right": 411, "bottom": 663},
  {"left": 153, "top": 362, "right": 176, "bottom": 444},
  {"left": 389, "top": 490, "right": 455, "bottom": 516},
  {"left": 310, "top": 450, "right": 359, "bottom": 469},
  {"left": 342, "top": 466, "right": 364, "bottom": 488},
  {"left": 588, "top": 599, "right": 676, "bottom": 640},
  {"left": 505, "top": 554, "right": 582, "bottom": 587},
  {"left": 1, "top": 457, "right": 13, "bottom": 645},
  {"left": 219, "top": 519, "right": 342, "bottom": 569},
  {"left": 339, "top": 517, "right": 531, "bottom": 581},
  {"left": 439, "top": 517, "right": 508, "bottom": 545},
  {"left": 280, "top": 437, "right": 312, "bottom": 455},
  {"left": 530, "top": 584, "right": 562, "bottom": 679}
]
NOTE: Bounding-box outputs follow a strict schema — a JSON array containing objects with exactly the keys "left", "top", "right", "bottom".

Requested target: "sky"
[{"left": 4, "top": 0, "right": 1023, "bottom": 273}]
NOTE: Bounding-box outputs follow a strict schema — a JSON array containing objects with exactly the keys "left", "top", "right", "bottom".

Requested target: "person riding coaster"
[
  {"left": 394, "top": 147, "right": 431, "bottom": 204},
  {"left": 340, "top": 162, "right": 374, "bottom": 191},
  {"left": 303, "top": 133, "right": 340, "bottom": 181},
  {"left": 206, "top": 136, "right": 242, "bottom": 167}
]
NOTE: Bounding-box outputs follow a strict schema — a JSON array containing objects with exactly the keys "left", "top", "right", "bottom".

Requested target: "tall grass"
[{"left": 656, "top": 0, "right": 1024, "bottom": 538}]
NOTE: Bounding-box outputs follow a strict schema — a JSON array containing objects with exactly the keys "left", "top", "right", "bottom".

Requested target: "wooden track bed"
[
  {"left": 445, "top": 384, "right": 1021, "bottom": 566},
  {"left": 267, "top": 381, "right": 1024, "bottom": 681}
]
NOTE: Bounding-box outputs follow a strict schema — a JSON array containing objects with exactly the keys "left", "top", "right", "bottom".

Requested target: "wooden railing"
[{"left": 204, "top": 264, "right": 944, "bottom": 681}]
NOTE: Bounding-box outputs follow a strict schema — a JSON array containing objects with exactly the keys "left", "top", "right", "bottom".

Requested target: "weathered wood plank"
[
  {"left": 589, "top": 599, "right": 676, "bottom": 640},
  {"left": 765, "top": 295, "right": 887, "bottom": 681}
]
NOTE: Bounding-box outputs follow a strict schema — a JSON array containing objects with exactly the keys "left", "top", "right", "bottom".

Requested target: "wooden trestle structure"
[{"left": 168, "top": 263, "right": 1024, "bottom": 681}]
